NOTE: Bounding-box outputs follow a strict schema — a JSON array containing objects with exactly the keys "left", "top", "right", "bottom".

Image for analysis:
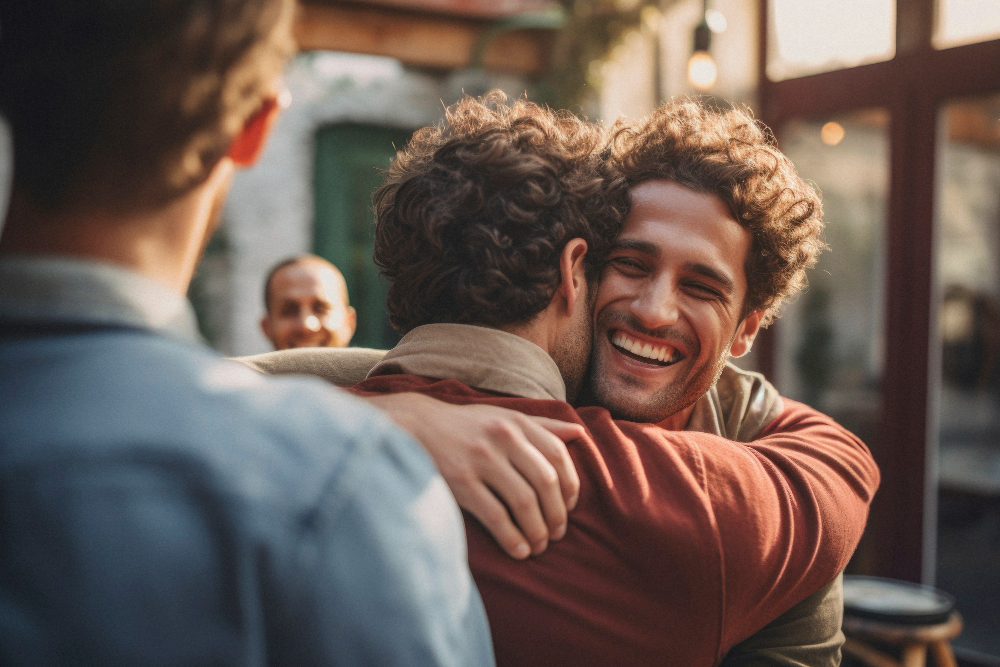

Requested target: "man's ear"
[
  {"left": 228, "top": 94, "right": 282, "bottom": 167},
  {"left": 729, "top": 309, "right": 764, "bottom": 358},
  {"left": 344, "top": 306, "right": 357, "bottom": 340},
  {"left": 260, "top": 315, "right": 274, "bottom": 342},
  {"left": 557, "top": 238, "right": 589, "bottom": 317}
]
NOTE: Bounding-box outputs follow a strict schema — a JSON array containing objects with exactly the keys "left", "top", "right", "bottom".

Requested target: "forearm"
[
  {"left": 714, "top": 404, "right": 876, "bottom": 645},
  {"left": 612, "top": 401, "right": 876, "bottom": 646}
]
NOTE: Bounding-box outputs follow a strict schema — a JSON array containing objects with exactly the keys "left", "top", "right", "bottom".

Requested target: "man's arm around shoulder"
[{"left": 713, "top": 398, "right": 877, "bottom": 655}]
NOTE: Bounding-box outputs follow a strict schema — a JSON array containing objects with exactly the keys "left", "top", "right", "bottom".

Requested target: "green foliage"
[{"left": 537, "top": 0, "right": 662, "bottom": 110}]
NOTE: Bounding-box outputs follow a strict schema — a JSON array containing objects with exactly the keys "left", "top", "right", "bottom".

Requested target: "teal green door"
[{"left": 313, "top": 124, "right": 414, "bottom": 349}]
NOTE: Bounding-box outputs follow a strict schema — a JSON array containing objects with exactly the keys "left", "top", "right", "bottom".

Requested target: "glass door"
[
  {"left": 773, "top": 109, "right": 890, "bottom": 573},
  {"left": 933, "top": 92, "right": 1000, "bottom": 654}
]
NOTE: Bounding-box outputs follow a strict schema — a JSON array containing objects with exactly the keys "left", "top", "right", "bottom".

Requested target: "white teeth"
[{"left": 611, "top": 331, "right": 676, "bottom": 363}]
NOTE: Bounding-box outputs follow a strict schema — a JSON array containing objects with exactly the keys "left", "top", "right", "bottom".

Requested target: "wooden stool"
[
  {"left": 842, "top": 610, "right": 963, "bottom": 667},
  {"left": 842, "top": 576, "right": 962, "bottom": 667}
]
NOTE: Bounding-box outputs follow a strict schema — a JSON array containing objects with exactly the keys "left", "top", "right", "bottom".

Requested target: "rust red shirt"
[{"left": 352, "top": 374, "right": 879, "bottom": 666}]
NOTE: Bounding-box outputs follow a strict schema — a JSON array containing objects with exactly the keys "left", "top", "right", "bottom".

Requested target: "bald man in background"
[{"left": 261, "top": 254, "right": 356, "bottom": 349}]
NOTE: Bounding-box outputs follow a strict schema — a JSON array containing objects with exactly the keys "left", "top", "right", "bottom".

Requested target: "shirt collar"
[
  {"left": 368, "top": 323, "right": 567, "bottom": 401},
  {"left": 0, "top": 254, "right": 203, "bottom": 344}
]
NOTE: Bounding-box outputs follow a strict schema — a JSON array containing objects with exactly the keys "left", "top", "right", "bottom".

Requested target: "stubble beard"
[
  {"left": 586, "top": 310, "right": 732, "bottom": 424},
  {"left": 588, "top": 346, "right": 730, "bottom": 423},
  {"left": 552, "top": 288, "right": 597, "bottom": 403}
]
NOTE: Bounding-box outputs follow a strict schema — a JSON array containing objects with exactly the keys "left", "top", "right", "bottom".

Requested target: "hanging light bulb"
[
  {"left": 687, "top": 12, "right": 716, "bottom": 92},
  {"left": 688, "top": 50, "right": 717, "bottom": 91}
]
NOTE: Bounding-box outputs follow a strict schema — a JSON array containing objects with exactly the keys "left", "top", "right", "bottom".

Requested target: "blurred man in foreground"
[
  {"left": 0, "top": 1, "right": 492, "bottom": 664},
  {"left": 243, "top": 93, "right": 879, "bottom": 665},
  {"left": 261, "top": 254, "right": 356, "bottom": 350}
]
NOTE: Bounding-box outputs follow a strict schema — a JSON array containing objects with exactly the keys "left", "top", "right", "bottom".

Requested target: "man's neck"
[
  {"left": 499, "top": 319, "right": 552, "bottom": 355},
  {"left": 0, "top": 160, "right": 233, "bottom": 295},
  {"left": 656, "top": 403, "right": 696, "bottom": 431}
]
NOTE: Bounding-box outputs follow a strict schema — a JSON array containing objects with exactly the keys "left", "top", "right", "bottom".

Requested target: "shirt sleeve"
[
  {"left": 700, "top": 399, "right": 878, "bottom": 655},
  {"left": 718, "top": 573, "right": 845, "bottom": 667},
  {"left": 268, "top": 423, "right": 496, "bottom": 667},
  {"left": 613, "top": 398, "right": 877, "bottom": 660}
]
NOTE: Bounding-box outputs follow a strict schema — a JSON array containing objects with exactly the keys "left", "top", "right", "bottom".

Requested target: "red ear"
[{"left": 228, "top": 95, "right": 282, "bottom": 167}]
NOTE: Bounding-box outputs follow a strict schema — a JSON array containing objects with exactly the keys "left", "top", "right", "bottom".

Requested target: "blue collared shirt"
[{"left": 0, "top": 255, "right": 494, "bottom": 666}]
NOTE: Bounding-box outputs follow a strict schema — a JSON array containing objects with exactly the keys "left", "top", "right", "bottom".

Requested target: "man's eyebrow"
[
  {"left": 687, "top": 262, "right": 736, "bottom": 295},
  {"left": 611, "top": 238, "right": 659, "bottom": 255}
]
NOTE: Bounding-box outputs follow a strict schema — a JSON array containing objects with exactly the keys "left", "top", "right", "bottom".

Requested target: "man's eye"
[
  {"left": 686, "top": 283, "right": 723, "bottom": 299},
  {"left": 610, "top": 257, "right": 645, "bottom": 272}
]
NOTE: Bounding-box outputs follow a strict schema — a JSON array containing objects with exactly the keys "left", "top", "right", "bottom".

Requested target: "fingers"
[
  {"left": 373, "top": 396, "right": 585, "bottom": 558},
  {"left": 522, "top": 416, "right": 584, "bottom": 512},
  {"left": 488, "top": 463, "right": 556, "bottom": 554},
  {"left": 450, "top": 476, "right": 534, "bottom": 560},
  {"left": 466, "top": 423, "right": 552, "bottom": 554},
  {"left": 500, "top": 429, "right": 569, "bottom": 541}
]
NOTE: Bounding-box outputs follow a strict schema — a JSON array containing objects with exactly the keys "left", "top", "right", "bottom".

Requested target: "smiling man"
[
  {"left": 587, "top": 99, "right": 826, "bottom": 434},
  {"left": 261, "top": 254, "right": 356, "bottom": 350},
  {"left": 591, "top": 180, "right": 763, "bottom": 426}
]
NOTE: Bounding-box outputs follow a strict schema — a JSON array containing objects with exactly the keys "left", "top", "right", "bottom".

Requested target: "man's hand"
[{"left": 365, "top": 393, "right": 584, "bottom": 560}]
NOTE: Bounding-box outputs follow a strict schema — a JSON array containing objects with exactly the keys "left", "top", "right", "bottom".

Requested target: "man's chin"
[
  {"left": 587, "top": 367, "right": 683, "bottom": 423},
  {"left": 285, "top": 340, "right": 328, "bottom": 350}
]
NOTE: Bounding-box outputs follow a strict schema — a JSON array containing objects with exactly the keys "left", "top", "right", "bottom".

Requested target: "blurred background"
[{"left": 2, "top": 0, "right": 999, "bottom": 659}]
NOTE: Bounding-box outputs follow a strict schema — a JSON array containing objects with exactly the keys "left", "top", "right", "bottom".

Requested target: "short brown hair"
[
  {"left": 608, "top": 99, "right": 826, "bottom": 326},
  {"left": 373, "top": 91, "right": 627, "bottom": 334},
  {"left": 0, "top": 0, "right": 295, "bottom": 212}
]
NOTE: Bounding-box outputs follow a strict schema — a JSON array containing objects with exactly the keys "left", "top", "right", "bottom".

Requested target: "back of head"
[
  {"left": 373, "top": 91, "right": 627, "bottom": 334},
  {"left": 608, "top": 99, "right": 826, "bottom": 326},
  {"left": 0, "top": 0, "right": 294, "bottom": 214}
]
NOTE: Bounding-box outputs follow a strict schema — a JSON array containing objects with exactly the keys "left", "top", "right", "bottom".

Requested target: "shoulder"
[
  {"left": 232, "top": 347, "right": 387, "bottom": 387},
  {"left": 3, "top": 333, "right": 431, "bottom": 515},
  {"left": 761, "top": 396, "right": 852, "bottom": 435},
  {"left": 713, "top": 363, "right": 784, "bottom": 441}
]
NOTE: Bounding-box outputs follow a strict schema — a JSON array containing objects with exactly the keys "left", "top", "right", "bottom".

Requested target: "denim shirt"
[{"left": 0, "top": 255, "right": 494, "bottom": 666}]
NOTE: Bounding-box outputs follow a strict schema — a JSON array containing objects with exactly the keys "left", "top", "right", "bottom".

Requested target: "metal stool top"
[{"left": 843, "top": 576, "right": 957, "bottom": 625}]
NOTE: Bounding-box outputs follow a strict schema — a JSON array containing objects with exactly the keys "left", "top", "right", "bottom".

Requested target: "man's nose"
[
  {"left": 298, "top": 315, "right": 322, "bottom": 333},
  {"left": 630, "top": 279, "right": 680, "bottom": 329}
]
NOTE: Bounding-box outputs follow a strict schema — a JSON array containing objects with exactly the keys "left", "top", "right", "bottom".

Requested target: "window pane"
[
  {"left": 774, "top": 110, "right": 890, "bottom": 573},
  {"left": 767, "top": 0, "right": 895, "bottom": 81},
  {"left": 935, "top": 0, "right": 1000, "bottom": 48},
  {"left": 934, "top": 92, "right": 1000, "bottom": 656}
]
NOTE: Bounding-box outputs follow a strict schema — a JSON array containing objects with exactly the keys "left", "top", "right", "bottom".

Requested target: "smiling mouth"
[{"left": 610, "top": 331, "right": 684, "bottom": 367}]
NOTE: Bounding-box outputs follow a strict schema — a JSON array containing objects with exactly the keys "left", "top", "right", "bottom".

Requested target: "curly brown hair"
[
  {"left": 0, "top": 0, "right": 294, "bottom": 212},
  {"left": 608, "top": 99, "right": 826, "bottom": 326},
  {"left": 373, "top": 91, "right": 627, "bottom": 334}
]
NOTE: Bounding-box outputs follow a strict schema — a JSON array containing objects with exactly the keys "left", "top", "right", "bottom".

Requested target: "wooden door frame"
[{"left": 757, "top": 0, "right": 1000, "bottom": 582}]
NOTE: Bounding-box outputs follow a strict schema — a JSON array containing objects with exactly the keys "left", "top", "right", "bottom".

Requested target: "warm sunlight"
[
  {"left": 768, "top": 0, "right": 895, "bottom": 80},
  {"left": 935, "top": 0, "right": 1000, "bottom": 48}
]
